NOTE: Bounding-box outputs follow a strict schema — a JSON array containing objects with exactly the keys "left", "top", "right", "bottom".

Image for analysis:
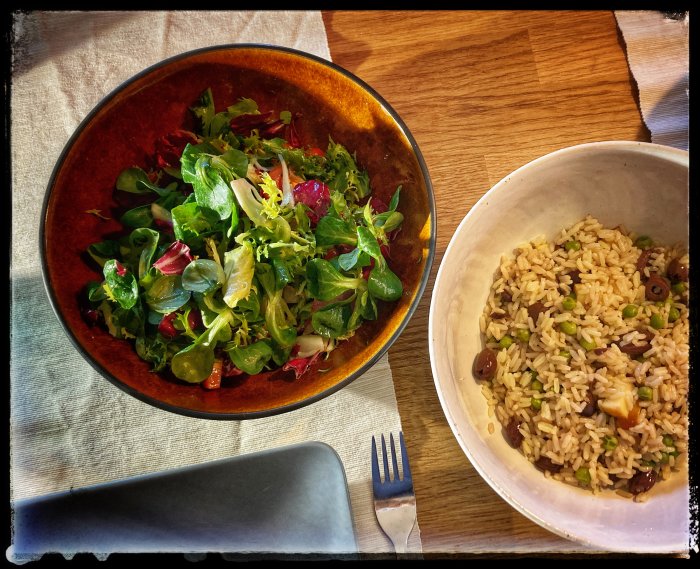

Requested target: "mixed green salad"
[{"left": 83, "top": 88, "right": 404, "bottom": 389}]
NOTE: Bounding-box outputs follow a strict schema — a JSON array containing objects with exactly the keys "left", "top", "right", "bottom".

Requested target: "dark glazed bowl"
[{"left": 40, "top": 44, "right": 435, "bottom": 419}]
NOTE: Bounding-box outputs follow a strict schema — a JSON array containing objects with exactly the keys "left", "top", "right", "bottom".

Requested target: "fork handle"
[
  {"left": 396, "top": 547, "right": 417, "bottom": 560},
  {"left": 394, "top": 543, "right": 406, "bottom": 554},
  {"left": 395, "top": 537, "right": 424, "bottom": 560},
  {"left": 394, "top": 537, "right": 409, "bottom": 557}
]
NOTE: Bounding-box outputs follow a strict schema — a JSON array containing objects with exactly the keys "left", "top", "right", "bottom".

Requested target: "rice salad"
[{"left": 473, "top": 215, "right": 689, "bottom": 500}]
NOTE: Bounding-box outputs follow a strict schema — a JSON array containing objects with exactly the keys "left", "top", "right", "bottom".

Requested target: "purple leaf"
[
  {"left": 292, "top": 180, "right": 330, "bottom": 225},
  {"left": 153, "top": 241, "right": 193, "bottom": 275}
]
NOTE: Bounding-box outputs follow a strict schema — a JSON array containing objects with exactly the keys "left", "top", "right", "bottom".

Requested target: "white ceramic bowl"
[{"left": 429, "top": 141, "right": 689, "bottom": 553}]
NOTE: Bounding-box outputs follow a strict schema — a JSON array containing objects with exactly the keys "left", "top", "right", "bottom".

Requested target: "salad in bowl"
[{"left": 82, "top": 88, "right": 405, "bottom": 390}]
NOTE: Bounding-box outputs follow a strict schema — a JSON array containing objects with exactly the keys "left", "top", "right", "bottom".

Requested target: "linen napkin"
[
  {"left": 9, "top": 10, "right": 422, "bottom": 560},
  {"left": 615, "top": 10, "right": 689, "bottom": 150}
]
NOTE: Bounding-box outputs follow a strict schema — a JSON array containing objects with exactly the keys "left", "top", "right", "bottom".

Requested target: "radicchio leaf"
[
  {"left": 285, "top": 114, "right": 302, "bottom": 148},
  {"left": 293, "top": 180, "right": 331, "bottom": 225},
  {"left": 229, "top": 111, "right": 288, "bottom": 138},
  {"left": 154, "top": 130, "right": 199, "bottom": 170},
  {"left": 188, "top": 308, "right": 203, "bottom": 332},
  {"left": 158, "top": 312, "right": 178, "bottom": 339},
  {"left": 282, "top": 351, "right": 323, "bottom": 379},
  {"left": 222, "top": 358, "right": 245, "bottom": 378},
  {"left": 369, "top": 196, "right": 389, "bottom": 213},
  {"left": 153, "top": 241, "right": 193, "bottom": 275}
]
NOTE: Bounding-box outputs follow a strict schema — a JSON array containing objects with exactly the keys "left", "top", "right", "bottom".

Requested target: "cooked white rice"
[{"left": 477, "top": 215, "right": 688, "bottom": 499}]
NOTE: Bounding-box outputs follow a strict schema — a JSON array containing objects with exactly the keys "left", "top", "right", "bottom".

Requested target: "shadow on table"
[
  {"left": 641, "top": 76, "right": 689, "bottom": 150},
  {"left": 321, "top": 11, "right": 373, "bottom": 71},
  {"left": 10, "top": 11, "right": 143, "bottom": 78}
]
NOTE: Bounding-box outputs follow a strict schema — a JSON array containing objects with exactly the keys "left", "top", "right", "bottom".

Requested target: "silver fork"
[{"left": 371, "top": 432, "right": 417, "bottom": 557}]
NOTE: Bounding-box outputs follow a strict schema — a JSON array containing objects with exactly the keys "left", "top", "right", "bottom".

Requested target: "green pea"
[
  {"left": 671, "top": 282, "right": 686, "bottom": 295},
  {"left": 580, "top": 338, "right": 596, "bottom": 351},
  {"left": 637, "top": 386, "right": 653, "bottom": 401},
  {"left": 559, "top": 321, "right": 577, "bottom": 335},
  {"left": 662, "top": 435, "right": 675, "bottom": 448},
  {"left": 575, "top": 467, "right": 591, "bottom": 486},
  {"left": 531, "top": 397, "right": 542, "bottom": 411},
  {"left": 559, "top": 349, "right": 571, "bottom": 360},
  {"left": 525, "top": 369, "right": 538, "bottom": 382},
  {"left": 515, "top": 328, "right": 531, "bottom": 342},
  {"left": 634, "top": 235, "right": 653, "bottom": 249},
  {"left": 562, "top": 296, "right": 577, "bottom": 311},
  {"left": 669, "top": 450, "right": 680, "bottom": 458},
  {"left": 622, "top": 304, "right": 639, "bottom": 318},
  {"left": 498, "top": 335, "right": 514, "bottom": 349},
  {"left": 650, "top": 313, "right": 665, "bottom": 330},
  {"left": 660, "top": 452, "right": 670, "bottom": 464},
  {"left": 568, "top": 291, "right": 577, "bottom": 300},
  {"left": 565, "top": 240, "right": 581, "bottom": 252},
  {"left": 668, "top": 306, "right": 680, "bottom": 323},
  {"left": 531, "top": 379, "right": 544, "bottom": 392},
  {"left": 603, "top": 435, "right": 618, "bottom": 451}
]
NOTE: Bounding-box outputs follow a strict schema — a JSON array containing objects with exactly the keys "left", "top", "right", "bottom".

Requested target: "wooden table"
[{"left": 323, "top": 10, "right": 650, "bottom": 556}]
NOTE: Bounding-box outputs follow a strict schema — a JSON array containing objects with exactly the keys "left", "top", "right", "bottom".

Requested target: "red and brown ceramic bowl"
[{"left": 40, "top": 44, "right": 435, "bottom": 419}]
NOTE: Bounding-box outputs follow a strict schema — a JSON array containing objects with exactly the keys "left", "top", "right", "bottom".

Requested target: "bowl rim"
[
  {"left": 40, "top": 43, "right": 436, "bottom": 420},
  {"left": 428, "top": 140, "right": 689, "bottom": 551}
]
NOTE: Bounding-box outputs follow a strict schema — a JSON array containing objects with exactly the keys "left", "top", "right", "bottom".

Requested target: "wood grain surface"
[{"left": 323, "top": 10, "right": 651, "bottom": 556}]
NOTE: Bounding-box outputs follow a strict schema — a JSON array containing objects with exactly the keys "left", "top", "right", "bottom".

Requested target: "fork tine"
[
  {"left": 380, "top": 434, "right": 391, "bottom": 482},
  {"left": 399, "top": 431, "right": 413, "bottom": 483},
  {"left": 389, "top": 433, "right": 400, "bottom": 481},
  {"left": 371, "top": 435, "right": 381, "bottom": 489}
]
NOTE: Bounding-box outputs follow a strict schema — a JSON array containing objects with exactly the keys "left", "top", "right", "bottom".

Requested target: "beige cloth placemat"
[
  {"left": 9, "top": 10, "right": 422, "bottom": 560},
  {"left": 615, "top": 10, "right": 689, "bottom": 150}
]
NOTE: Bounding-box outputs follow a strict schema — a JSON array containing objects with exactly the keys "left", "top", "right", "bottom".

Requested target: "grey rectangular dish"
[{"left": 11, "top": 441, "right": 358, "bottom": 560}]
